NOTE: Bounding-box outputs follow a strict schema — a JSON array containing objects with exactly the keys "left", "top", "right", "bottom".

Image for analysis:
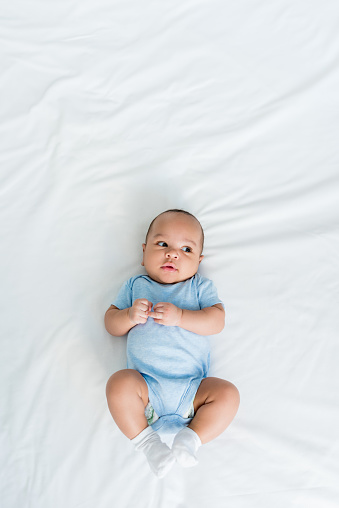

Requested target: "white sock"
[
  {"left": 172, "top": 427, "right": 201, "bottom": 467},
  {"left": 131, "top": 426, "right": 175, "bottom": 478}
]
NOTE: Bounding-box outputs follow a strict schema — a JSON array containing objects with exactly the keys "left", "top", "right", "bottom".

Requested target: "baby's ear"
[
  {"left": 141, "top": 243, "right": 146, "bottom": 266},
  {"left": 199, "top": 255, "right": 204, "bottom": 264}
]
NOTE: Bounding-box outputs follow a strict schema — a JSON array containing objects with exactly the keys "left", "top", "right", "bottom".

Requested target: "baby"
[{"left": 105, "top": 209, "right": 240, "bottom": 478}]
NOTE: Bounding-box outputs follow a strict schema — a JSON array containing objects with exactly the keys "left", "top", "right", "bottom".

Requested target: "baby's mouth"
[{"left": 161, "top": 263, "right": 177, "bottom": 272}]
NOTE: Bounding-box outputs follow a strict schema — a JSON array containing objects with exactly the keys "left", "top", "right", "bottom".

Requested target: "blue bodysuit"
[{"left": 112, "top": 273, "right": 223, "bottom": 435}]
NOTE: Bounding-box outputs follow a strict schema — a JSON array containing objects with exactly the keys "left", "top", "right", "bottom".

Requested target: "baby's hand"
[
  {"left": 129, "top": 299, "right": 153, "bottom": 325},
  {"left": 149, "top": 302, "right": 183, "bottom": 327}
]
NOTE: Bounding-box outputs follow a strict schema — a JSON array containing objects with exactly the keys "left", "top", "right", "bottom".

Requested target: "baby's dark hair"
[{"left": 145, "top": 209, "right": 204, "bottom": 252}]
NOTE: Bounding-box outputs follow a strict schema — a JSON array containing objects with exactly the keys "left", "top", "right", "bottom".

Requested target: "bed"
[{"left": 1, "top": 0, "right": 339, "bottom": 506}]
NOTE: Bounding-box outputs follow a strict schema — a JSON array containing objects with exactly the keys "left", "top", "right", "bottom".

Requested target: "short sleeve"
[
  {"left": 196, "top": 275, "right": 224, "bottom": 310},
  {"left": 111, "top": 279, "right": 133, "bottom": 310}
]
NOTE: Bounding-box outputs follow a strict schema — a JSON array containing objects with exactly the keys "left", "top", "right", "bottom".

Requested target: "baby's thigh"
[
  {"left": 106, "top": 369, "right": 149, "bottom": 406},
  {"left": 193, "top": 377, "right": 240, "bottom": 413}
]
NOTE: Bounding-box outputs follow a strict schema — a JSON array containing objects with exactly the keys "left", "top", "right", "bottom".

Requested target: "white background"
[{"left": 1, "top": 0, "right": 339, "bottom": 506}]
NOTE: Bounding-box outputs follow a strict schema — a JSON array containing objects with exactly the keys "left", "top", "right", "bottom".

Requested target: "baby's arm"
[
  {"left": 105, "top": 299, "right": 152, "bottom": 336},
  {"left": 150, "top": 303, "right": 225, "bottom": 335},
  {"left": 180, "top": 304, "right": 225, "bottom": 335}
]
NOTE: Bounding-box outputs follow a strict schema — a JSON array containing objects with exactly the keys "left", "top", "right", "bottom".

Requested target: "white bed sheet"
[{"left": 1, "top": 1, "right": 339, "bottom": 507}]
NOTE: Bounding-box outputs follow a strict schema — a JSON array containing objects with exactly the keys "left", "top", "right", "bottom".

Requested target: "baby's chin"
[{"left": 145, "top": 270, "right": 196, "bottom": 285}]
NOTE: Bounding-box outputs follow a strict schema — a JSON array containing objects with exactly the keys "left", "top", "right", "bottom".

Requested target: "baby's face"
[{"left": 142, "top": 212, "right": 204, "bottom": 284}]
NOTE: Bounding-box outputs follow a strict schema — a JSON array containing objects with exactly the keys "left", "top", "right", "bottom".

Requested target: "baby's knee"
[
  {"left": 106, "top": 369, "right": 147, "bottom": 401},
  {"left": 106, "top": 369, "right": 132, "bottom": 394},
  {"left": 222, "top": 381, "right": 240, "bottom": 409},
  {"left": 208, "top": 378, "right": 240, "bottom": 408}
]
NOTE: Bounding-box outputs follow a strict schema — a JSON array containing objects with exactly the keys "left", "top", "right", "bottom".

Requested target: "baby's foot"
[
  {"left": 132, "top": 427, "right": 175, "bottom": 478},
  {"left": 172, "top": 427, "right": 201, "bottom": 467}
]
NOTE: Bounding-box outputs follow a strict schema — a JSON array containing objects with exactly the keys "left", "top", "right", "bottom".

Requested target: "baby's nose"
[{"left": 166, "top": 249, "right": 179, "bottom": 259}]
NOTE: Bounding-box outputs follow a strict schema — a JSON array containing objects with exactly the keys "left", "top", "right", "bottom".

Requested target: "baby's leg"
[
  {"left": 106, "top": 369, "right": 149, "bottom": 439},
  {"left": 189, "top": 377, "right": 240, "bottom": 444},
  {"left": 106, "top": 369, "right": 175, "bottom": 478},
  {"left": 172, "top": 377, "right": 239, "bottom": 467}
]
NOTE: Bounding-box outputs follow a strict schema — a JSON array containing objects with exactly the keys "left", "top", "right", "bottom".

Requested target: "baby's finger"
[
  {"left": 153, "top": 318, "right": 163, "bottom": 325},
  {"left": 141, "top": 301, "right": 153, "bottom": 313},
  {"left": 138, "top": 310, "right": 149, "bottom": 319},
  {"left": 148, "top": 311, "right": 163, "bottom": 320},
  {"left": 153, "top": 303, "right": 165, "bottom": 309},
  {"left": 138, "top": 317, "right": 148, "bottom": 324},
  {"left": 137, "top": 302, "right": 149, "bottom": 312},
  {"left": 137, "top": 298, "right": 149, "bottom": 305},
  {"left": 153, "top": 305, "right": 165, "bottom": 314}
]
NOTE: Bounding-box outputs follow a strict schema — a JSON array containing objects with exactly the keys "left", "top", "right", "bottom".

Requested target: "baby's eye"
[
  {"left": 182, "top": 246, "right": 192, "bottom": 253},
  {"left": 157, "top": 241, "right": 168, "bottom": 247}
]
